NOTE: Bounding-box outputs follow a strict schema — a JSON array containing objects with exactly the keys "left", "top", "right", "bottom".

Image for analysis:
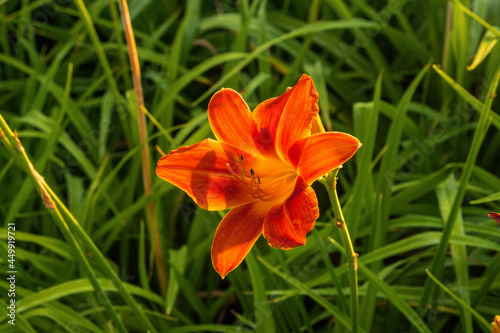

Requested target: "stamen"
[
  {"left": 226, "top": 163, "right": 239, "bottom": 179},
  {"left": 249, "top": 173, "right": 255, "bottom": 192},
  {"left": 226, "top": 163, "right": 263, "bottom": 200},
  {"left": 226, "top": 160, "right": 296, "bottom": 202}
]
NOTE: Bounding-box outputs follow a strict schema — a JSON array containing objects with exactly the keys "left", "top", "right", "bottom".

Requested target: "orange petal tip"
[
  {"left": 211, "top": 203, "right": 268, "bottom": 278},
  {"left": 217, "top": 270, "right": 227, "bottom": 279}
]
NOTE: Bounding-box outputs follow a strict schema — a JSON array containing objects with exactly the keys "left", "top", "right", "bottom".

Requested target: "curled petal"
[
  {"left": 208, "top": 88, "right": 257, "bottom": 154},
  {"left": 293, "top": 132, "right": 361, "bottom": 184},
  {"left": 156, "top": 139, "right": 258, "bottom": 210},
  {"left": 212, "top": 202, "right": 272, "bottom": 278},
  {"left": 253, "top": 74, "right": 319, "bottom": 160},
  {"left": 252, "top": 89, "right": 291, "bottom": 156},
  {"left": 263, "top": 177, "right": 319, "bottom": 249},
  {"left": 275, "top": 74, "right": 319, "bottom": 162}
]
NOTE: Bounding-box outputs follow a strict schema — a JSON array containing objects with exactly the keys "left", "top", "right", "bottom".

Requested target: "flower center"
[{"left": 226, "top": 154, "right": 296, "bottom": 201}]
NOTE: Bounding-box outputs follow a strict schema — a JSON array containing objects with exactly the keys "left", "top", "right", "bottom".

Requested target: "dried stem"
[{"left": 117, "top": 0, "right": 168, "bottom": 295}]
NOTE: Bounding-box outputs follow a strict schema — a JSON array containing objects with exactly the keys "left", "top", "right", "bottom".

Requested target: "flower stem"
[{"left": 320, "top": 168, "right": 359, "bottom": 333}]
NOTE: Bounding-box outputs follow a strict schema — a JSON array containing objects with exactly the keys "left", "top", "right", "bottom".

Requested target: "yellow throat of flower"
[{"left": 226, "top": 154, "right": 296, "bottom": 202}]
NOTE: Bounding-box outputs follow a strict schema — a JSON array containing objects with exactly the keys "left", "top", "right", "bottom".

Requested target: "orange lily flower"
[{"left": 157, "top": 74, "right": 361, "bottom": 278}]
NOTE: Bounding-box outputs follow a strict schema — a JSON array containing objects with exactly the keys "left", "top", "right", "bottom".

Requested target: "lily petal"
[
  {"left": 252, "top": 88, "right": 291, "bottom": 156},
  {"left": 156, "top": 139, "right": 258, "bottom": 210},
  {"left": 275, "top": 74, "right": 319, "bottom": 162},
  {"left": 212, "top": 201, "right": 272, "bottom": 278},
  {"left": 263, "top": 177, "right": 319, "bottom": 249},
  {"left": 253, "top": 74, "right": 319, "bottom": 160},
  {"left": 208, "top": 88, "right": 257, "bottom": 154},
  {"left": 294, "top": 132, "right": 361, "bottom": 185}
]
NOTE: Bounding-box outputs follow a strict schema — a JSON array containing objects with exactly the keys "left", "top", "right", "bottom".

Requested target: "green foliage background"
[{"left": 0, "top": 0, "right": 499, "bottom": 332}]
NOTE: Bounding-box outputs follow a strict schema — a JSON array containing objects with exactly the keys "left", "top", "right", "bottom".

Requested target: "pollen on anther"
[{"left": 250, "top": 169, "right": 254, "bottom": 177}]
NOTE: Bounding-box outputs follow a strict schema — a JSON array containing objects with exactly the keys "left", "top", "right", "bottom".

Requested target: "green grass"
[{"left": 1, "top": 0, "right": 499, "bottom": 332}]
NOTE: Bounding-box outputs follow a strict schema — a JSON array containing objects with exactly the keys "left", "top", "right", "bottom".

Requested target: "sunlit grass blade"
[
  {"left": 168, "top": 324, "right": 253, "bottom": 333},
  {"left": 274, "top": 0, "right": 321, "bottom": 95},
  {"left": 327, "top": 237, "right": 431, "bottom": 333},
  {"left": 246, "top": 252, "right": 276, "bottom": 333},
  {"left": 425, "top": 270, "right": 491, "bottom": 332},
  {"left": 467, "top": 30, "right": 499, "bottom": 71},
  {"left": 0, "top": 115, "right": 129, "bottom": 333},
  {"left": 436, "top": 175, "right": 472, "bottom": 333},
  {"left": 166, "top": 246, "right": 188, "bottom": 315},
  {"left": 0, "top": 299, "right": 36, "bottom": 333},
  {"left": 451, "top": 0, "right": 500, "bottom": 38},
  {"left": 0, "top": 115, "right": 159, "bottom": 332},
  {"left": 313, "top": 228, "right": 349, "bottom": 315},
  {"left": 191, "top": 19, "right": 378, "bottom": 106},
  {"left": 71, "top": 0, "right": 120, "bottom": 99},
  {"left": 171, "top": 266, "right": 209, "bottom": 323},
  {"left": 418, "top": 66, "right": 500, "bottom": 319},
  {"left": 432, "top": 64, "right": 500, "bottom": 129},
  {"left": 257, "top": 256, "right": 357, "bottom": 332},
  {"left": 348, "top": 70, "right": 383, "bottom": 239},
  {"left": 364, "top": 63, "right": 429, "bottom": 331}
]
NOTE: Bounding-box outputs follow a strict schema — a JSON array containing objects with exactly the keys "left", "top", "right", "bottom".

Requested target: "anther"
[
  {"left": 241, "top": 154, "right": 244, "bottom": 163},
  {"left": 233, "top": 155, "right": 239, "bottom": 163},
  {"left": 250, "top": 169, "right": 254, "bottom": 177},
  {"left": 257, "top": 175, "right": 261, "bottom": 184}
]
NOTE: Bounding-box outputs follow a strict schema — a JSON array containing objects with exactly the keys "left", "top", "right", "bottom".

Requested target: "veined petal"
[
  {"left": 275, "top": 74, "right": 319, "bottom": 162},
  {"left": 263, "top": 177, "right": 319, "bottom": 250},
  {"left": 252, "top": 88, "right": 291, "bottom": 156},
  {"left": 295, "top": 132, "right": 361, "bottom": 184},
  {"left": 156, "top": 139, "right": 259, "bottom": 210},
  {"left": 252, "top": 74, "right": 319, "bottom": 160},
  {"left": 212, "top": 201, "right": 272, "bottom": 278},
  {"left": 208, "top": 88, "right": 257, "bottom": 153}
]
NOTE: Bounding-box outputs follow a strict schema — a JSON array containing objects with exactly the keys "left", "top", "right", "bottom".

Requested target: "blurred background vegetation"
[{"left": 0, "top": 0, "right": 499, "bottom": 332}]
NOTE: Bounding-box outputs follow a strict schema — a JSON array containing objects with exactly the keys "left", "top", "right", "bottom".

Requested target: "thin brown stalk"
[{"left": 118, "top": 0, "right": 168, "bottom": 295}]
